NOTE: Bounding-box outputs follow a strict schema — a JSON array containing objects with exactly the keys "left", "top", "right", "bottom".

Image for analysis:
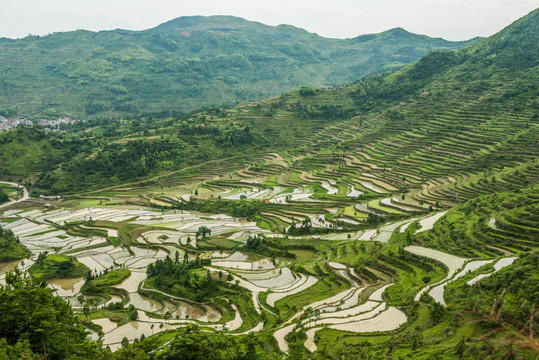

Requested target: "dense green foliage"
[
  {"left": 0, "top": 270, "right": 104, "bottom": 360},
  {"left": 29, "top": 253, "right": 90, "bottom": 280},
  {"left": 0, "top": 16, "right": 479, "bottom": 118},
  {"left": 146, "top": 254, "right": 216, "bottom": 301},
  {"left": 153, "top": 327, "right": 278, "bottom": 360},
  {"left": 0, "top": 190, "right": 9, "bottom": 204},
  {"left": 0, "top": 227, "right": 30, "bottom": 262}
]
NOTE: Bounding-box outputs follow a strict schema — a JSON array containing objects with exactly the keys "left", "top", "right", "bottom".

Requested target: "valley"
[{"left": 0, "top": 7, "right": 537, "bottom": 360}]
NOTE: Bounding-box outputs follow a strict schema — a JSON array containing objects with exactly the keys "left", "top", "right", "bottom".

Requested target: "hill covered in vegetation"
[
  {"left": 0, "top": 227, "right": 29, "bottom": 262},
  {"left": 0, "top": 15, "right": 479, "bottom": 118}
]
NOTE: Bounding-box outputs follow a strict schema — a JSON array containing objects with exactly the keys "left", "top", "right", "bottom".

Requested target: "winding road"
[{"left": 0, "top": 182, "right": 29, "bottom": 209}]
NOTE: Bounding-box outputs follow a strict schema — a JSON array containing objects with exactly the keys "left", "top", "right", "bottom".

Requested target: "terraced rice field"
[{"left": 1, "top": 101, "right": 535, "bottom": 355}]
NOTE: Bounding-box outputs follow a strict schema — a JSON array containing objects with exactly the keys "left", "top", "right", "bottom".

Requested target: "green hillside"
[
  {"left": 28, "top": 253, "right": 90, "bottom": 280},
  {"left": 2, "top": 9, "right": 535, "bottom": 195},
  {"left": 0, "top": 227, "right": 29, "bottom": 262},
  {"left": 0, "top": 16, "right": 478, "bottom": 118}
]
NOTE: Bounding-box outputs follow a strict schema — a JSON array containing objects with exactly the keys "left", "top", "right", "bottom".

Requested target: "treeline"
[
  {"left": 294, "top": 104, "right": 354, "bottom": 121},
  {"left": 179, "top": 198, "right": 264, "bottom": 220},
  {"left": 179, "top": 124, "right": 258, "bottom": 148},
  {"left": 243, "top": 236, "right": 296, "bottom": 259},
  {"left": 146, "top": 254, "right": 215, "bottom": 302}
]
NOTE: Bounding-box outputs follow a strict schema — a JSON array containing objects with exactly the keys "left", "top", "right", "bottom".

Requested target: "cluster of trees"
[
  {"left": 216, "top": 126, "right": 256, "bottom": 148},
  {"left": 244, "top": 235, "right": 295, "bottom": 260},
  {"left": 366, "top": 212, "right": 383, "bottom": 225},
  {"left": 294, "top": 103, "right": 353, "bottom": 121},
  {"left": 30, "top": 253, "right": 89, "bottom": 280},
  {"left": 146, "top": 254, "right": 215, "bottom": 301},
  {"left": 178, "top": 123, "right": 258, "bottom": 148},
  {"left": 195, "top": 226, "right": 211, "bottom": 239},
  {"left": 0, "top": 227, "right": 30, "bottom": 261},
  {"left": 0, "top": 228, "right": 18, "bottom": 247},
  {"left": 0, "top": 188, "right": 9, "bottom": 204},
  {"left": 0, "top": 269, "right": 105, "bottom": 359},
  {"left": 287, "top": 217, "right": 331, "bottom": 236},
  {"left": 298, "top": 86, "right": 316, "bottom": 96},
  {"left": 179, "top": 198, "right": 263, "bottom": 220},
  {"left": 287, "top": 218, "right": 313, "bottom": 236},
  {"left": 152, "top": 327, "right": 274, "bottom": 360}
]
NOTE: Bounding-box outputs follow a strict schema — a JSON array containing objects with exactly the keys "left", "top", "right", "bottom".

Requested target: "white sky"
[{"left": 0, "top": 0, "right": 537, "bottom": 41}]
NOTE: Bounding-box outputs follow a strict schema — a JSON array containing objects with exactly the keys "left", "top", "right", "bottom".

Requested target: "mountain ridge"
[{"left": 0, "top": 15, "right": 480, "bottom": 118}]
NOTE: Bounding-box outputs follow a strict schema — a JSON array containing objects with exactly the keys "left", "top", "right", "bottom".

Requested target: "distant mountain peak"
[
  {"left": 0, "top": 14, "right": 482, "bottom": 117},
  {"left": 150, "top": 15, "right": 263, "bottom": 32}
]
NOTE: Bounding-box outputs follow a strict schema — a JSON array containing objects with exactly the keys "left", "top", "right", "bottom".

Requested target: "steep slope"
[
  {"left": 0, "top": 10, "right": 537, "bottom": 196},
  {"left": 0, "top": 15, "right": 478, "bottom": 118}
]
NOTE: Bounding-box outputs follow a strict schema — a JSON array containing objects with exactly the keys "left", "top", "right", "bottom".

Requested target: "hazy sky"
[{"left": 1, "top": 0, "right": 537, "bottom": 40}]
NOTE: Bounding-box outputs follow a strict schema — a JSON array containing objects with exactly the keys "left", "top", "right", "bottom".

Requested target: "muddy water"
[
  {"left": 128, "top": 292, "right": 163, "bottom": 312},
  {"left": 113, "top": 271, "right": 147, "bottom": 293},
  {"left": 414, "top": 211, "right": 448, "bottom": 234},
  {"left": 0, "top": 260, "right": 22, "bottom": 274},
  {"left": 103, "top": 321, "right": 174, "bottom": 351},
  {"left": 92, "top": 317, "right": 118, "bottom": 333},
  {"left": 49, "top": 277, "right": 85, "bottom": 297}
]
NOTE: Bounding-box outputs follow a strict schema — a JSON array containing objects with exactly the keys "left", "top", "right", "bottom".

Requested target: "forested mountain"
[{"left": 0, "top": 15, "right": 479, "bottom": 118}]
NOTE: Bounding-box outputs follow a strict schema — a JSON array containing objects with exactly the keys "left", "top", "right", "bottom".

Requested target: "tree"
[
  {"left": 121, "top": 336, "right": 130, "bottom": 348},
  {"left": 406, "top": 231, "right": 413, "bottom": 244},
  {"left": 455, "top": 337, "right": 466, "bottom": 358},
  {"left": 299, "top": 86, "right": 316, "bottom": 96},
  {"left": 77, "top": 294, "right": 86, "bottom": 306},
  {"left": 83, "top": 304, "right": 91, "bottom": 320},
  {"left": 0, "top": 269, "right": 104, "bottom": 359},
  {"left": 196, "top": 226, "right": 211, "bottom": 239}
]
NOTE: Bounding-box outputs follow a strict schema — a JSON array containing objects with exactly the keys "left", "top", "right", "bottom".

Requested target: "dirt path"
[{"left": 0, "top": 182, "right": 29, "bottom": 209}]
